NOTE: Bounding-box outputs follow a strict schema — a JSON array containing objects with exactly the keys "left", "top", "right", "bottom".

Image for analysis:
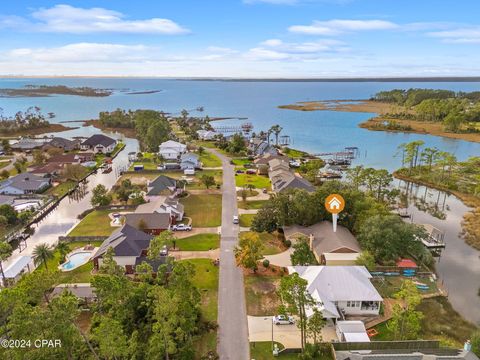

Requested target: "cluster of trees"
[
  {"left": 346, "top": 166, "right": 397, "bottom": 202},
  {"left": 0, "top": 204, "right": 33, "bottom": 228},
  {"left": 175, "top": 111, "right": 214, "bottom": 140},
  {"left": 0, "top": 107, "right": 53, "bottom": 134},
  {"left": 98, "top": 109, "right": 171, "bottom": 151},
  {"left": 372, "top": 88, "right": 480, "bottom": 133},
  {"left": 215, "top": 133, "right": 247, "bottom": 154},
  {"left": 251, "top": 181, "right": 431, "bottom": 265},
  {"left": 112, "top": 179, "right": 145, "bottom": 205},
  {"left": 0, "top": 250, "right": 210, "bottom": 359},
  {"left": 91, "top": 184, "right": 112, "bottom": 207}
]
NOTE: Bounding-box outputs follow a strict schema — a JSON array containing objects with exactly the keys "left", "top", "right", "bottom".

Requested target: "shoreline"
[
  {"left": 278, "top": 99, "right": 480, "bottom": 143},
  {"left": 393, "top": 171, "right": 480, "bottom": 250},
  {"left": 83, "top": 119, "right": 136, "bottom": 139},
  {"left": 0, "top": 123, "right": 76, "bottom": 137}
]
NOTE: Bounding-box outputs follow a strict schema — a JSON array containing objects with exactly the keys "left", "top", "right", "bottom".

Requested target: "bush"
[
  {"left": 262, "top": 259, "right": 270, "bottom": 268},
  {"left": 284, "top": 239, "right": 291, "bottom": 248}
]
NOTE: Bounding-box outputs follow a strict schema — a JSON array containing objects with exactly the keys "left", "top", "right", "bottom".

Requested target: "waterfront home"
[
  {"left": 271, "top": 171, "right": 316, "bottom": 193},
  {"left": 124, "top": 212, "right": 172, "bottom": 235},
  {"left": 80, "top": 134, "right": 116, "bottom": 154},
  {"left": 30, "top": 162, "right": 64, "bottom": 178},
  {"left": 283, "top": 222, "right": 361, "bottom": 265},
  {"left": 135, "top": 195, "right": 184, "bottom": 221},
  {"left": 146, "top": 175, "right": 182, "bottom": 197},
  {"left": 92, "top": 224, "right": 153, "bottom": 274},
  {"left": 0, "top": 173, "right": 51, "bottom": 195},
  {"left": 197, "top": 129, "right": 217, "bottom": 141},
  {"left": 43, "top": 137, "right": 80, "bottom": 152},
  {"left": 254, "top": 153, "right": 288, "bottom": 167},
  {"left": 288, "top": 266, "right": 383, "bottom": 319},
  {"left": 248, "top": 138, "right": 278, "bottom": 157},
  {"left": 11, "top": 138, "right": 48, "bottom": 151},
  {"left": 180, "top": 152, "right": 200, "bottom": 170},
  {"left": 335, "top": 321, "right": 370, "bottom": 342},
  {"left": 158, "top": 140, "right": 187, "bottom": 160}
]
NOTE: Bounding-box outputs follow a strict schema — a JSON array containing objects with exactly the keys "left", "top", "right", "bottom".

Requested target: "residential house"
[
  {"left": 283, "top": 222, "right": 361, "bottom": 265},
  {"left": 158, "top": 140, "right": 187, "bottom": 160},
  {"left": 43, "top": 137, "right": 80, "bottom": 151},
  {"left": 11, "top": 138, "right": 48, "bottom": 151},
  {"left": 124, "top": 212, "right": 172, "bottom": 235},
  {"left": 81, "top": 134, "right": 116, "bottom": 154},
  {"left": 335, "top": 321, "right": 370, "bottom": 342},
  {"left": 0, "top": 173, "right": 51, "bottom": 195},
  {"left": 254, "top": 153, "right": 288, "bottom": 167},
  {"left": 30, "top": 163, "right": 64, "bottom": 178},
  {"left": 271, "top": 172, "right": 316, "bottom": 193},
  {"left": 92, "top": 224, "right": 153, "bottom": 274},
  {"left": 288, "top": 266, "right": 383, "bottom": 319},
  {"left": 50, "top": 283, "right": 96, "bottom": 303},
  {"left": 146, "top": 175, "right": 182, "bottom": 197},
  {"left": 180, "top": 152, "right": 200, "bottom": 170},
  {"left": 1, "top": 255, "right": 32, "bottom": 287},
  {"left": 135, "top": 195, "right": 184, "bottom": 222},
  {"left": 248, "top": 138, "right": 278, "bottom": 157},
  {"left": 197, "top": 129, "right": 217, "bottom": 141}
]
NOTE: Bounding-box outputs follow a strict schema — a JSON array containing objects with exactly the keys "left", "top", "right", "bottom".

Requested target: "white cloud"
[
  {"left": 289, "top": 19, "right": 398, "bottom": 35},
  {"left": 3, "top": 4, "right": 189, "bottom": 34},
  {"left": 428, "top": 27, "right": 480, "bottom": 44},
  {"left": 6, "top": 43, "right": 153, "bottom": 63},
  {"left": 245, "top": 38, "right": 346, "bottom": 60}
]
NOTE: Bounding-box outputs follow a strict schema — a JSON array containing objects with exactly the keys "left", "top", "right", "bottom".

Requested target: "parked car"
[
  {"left": 233, "top": 215, "right": 239, "bottom": 224},
  {"left": 160, "top": 245, "right": 168, "bottom": 256},
  {"left": 236, "top": 170, "right": 245, "bottom": 174},
  {"left": 172, "top": 224, "right": 192, "bottom": 231},
  {"left": 262, "top": 188, "right": 268, "bottom": 194},
  {"left": 272, "top": 315, "right": 295, "bottom": 325},
  {"left": 246, "top": 169, "right": 256, "bottom": 175}
]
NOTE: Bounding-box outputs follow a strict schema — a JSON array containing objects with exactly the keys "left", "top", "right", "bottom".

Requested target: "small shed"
[{"left": 336, "top": 321, "right": 370, "bottom": 343}]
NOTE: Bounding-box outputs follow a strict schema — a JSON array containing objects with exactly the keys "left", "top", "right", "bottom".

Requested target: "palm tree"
[
  {"left": 0, "top": 242, "right": 13, "bottom": 286},
  {"left": 269, "top": 124, "right": 283, "bottom": 146},
  {"left": 32, "top": 243, "right": 54, "bottom": 271},
  {"left": 56, "top": 242, "right": 70, "bottom": 263}
]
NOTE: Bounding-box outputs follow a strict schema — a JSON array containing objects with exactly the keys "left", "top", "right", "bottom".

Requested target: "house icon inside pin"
[{"left": 328, "top": 196, "right": 342, "bottom": 210}]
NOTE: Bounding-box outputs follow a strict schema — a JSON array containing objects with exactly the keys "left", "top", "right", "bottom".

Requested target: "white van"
[{"left": 233, "top": 215, "right": 239, "bottom": 224}]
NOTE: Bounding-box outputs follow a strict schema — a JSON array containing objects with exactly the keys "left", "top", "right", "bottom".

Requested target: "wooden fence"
[{"left": 333, "top": 340, "right": 440, "bottom": 351}]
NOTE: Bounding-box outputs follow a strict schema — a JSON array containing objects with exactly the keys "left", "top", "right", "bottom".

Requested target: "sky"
[{"left": 1, "top": 0, "right": 480, "bottom": 77}]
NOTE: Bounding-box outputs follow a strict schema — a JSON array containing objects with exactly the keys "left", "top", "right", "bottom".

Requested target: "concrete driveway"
[
  {"left": 264, "top": 248, "right": 294, "bottom": 267},
  {"left": 248, "top": 316, "right": 338, "bottom": 349},
  {"left": 248, "top": 316, "right": 302, "bottom": 349}
]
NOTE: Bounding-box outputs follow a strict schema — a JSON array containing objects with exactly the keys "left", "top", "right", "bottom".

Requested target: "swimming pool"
[{"left": 60, "top": 251, "right": 92, "bottom": 271}]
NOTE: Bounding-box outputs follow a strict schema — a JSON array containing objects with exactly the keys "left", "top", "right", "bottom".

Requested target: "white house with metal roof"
[
  {"left": 288, "top": 266, "right": 383, "bottom": 319},
  {"left": 159, "top": 140, "right": 187, "bottom": 160}
]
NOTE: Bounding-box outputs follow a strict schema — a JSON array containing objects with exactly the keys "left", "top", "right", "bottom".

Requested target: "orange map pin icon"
[{"left": 325, "top": 194, "right": 345, "bottom": 232}]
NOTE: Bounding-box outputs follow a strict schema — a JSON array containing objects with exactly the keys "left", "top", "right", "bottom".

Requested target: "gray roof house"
[
  {"left": 11, "top": 138, "right": 48, "bottom": 151},
  {"left": 0, "top": 173, "right": 51, "bottom": 195},
  {"left": 180, "top": 152, "right": 200, "bottom": 170},
  {"left": 92, "top": 224, "right": 153, "bottom": 274},
  {"left": 271, "top": 172, "right": 316, "bottom": 193},
  {"left": 146, "top": 175, "right": 179, "bottom": 196},
  {"left": 81, "top": 134, "right": 116, "bottom": 154},
  {"left": 44, "top": 137, "right": 80, "bottom": 151},
  {"left": 284, "top": 221, "right": 361, "bottom": 265},
  {"left": 124, "top": 212, "right": 172, "bottom": 235},
  {"left": 288, "top": 266, "right": 383, "bottom": 319}
]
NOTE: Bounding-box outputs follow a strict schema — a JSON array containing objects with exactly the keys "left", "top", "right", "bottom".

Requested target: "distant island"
[{"left": 0, "top": 85, "right": 113, "bottom": 98}]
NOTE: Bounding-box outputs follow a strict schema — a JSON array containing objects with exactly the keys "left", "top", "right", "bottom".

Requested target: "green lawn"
[
  {"left": 240, "top": 214, "right": 255, "bottom": 227},
  {"left": 244, "top": 275, "right": 282, "bottom": 316},
  {"left": 182, "top": 259, "right": 219, "bottom": 359},
  {"left": 187, "top": 169, "right": 223, "bottom": 190},
  {"left": 46, "top": 180, "right": 77, "bottom": 197},
  {"left": 39, "top": 241, "right": 103, "bottom": 284},
  {"left": 240, "top": 231, "right": 286, "bottom": 256},
  {"left": 128, "top": 161, "right": 159, "bottom": 170},
  {"left": 231, "top": 158, "right": 252, "bottom": 166},
  {"left": 68, "top": 210, "right": 117, "bottom": 237},
  {"left": 199, "top": 152, "right": 222, "bottom": 167},
  {"left": 281, "top": 147, "right": 309, "bottom": 159},
  {"left": 0, "top": 160, "right": 11, "bottom": 169},
  {"left": 373, "top": 297, "right": 478, "bottom": 347},
  {"left": 250, "top": 342, "right": 299, "bottom": 360},
  {"left": 181, "top": 194, "right": 222, "bottom": 227},
  {"left": 238, "top": 200, "right": 266, "bottom": 210},
  {"left": 175, "top": 233, "right": 220, "bottom": 251},
  {"left": 235, "top": 173, "right": 271, "bottom": 189}
]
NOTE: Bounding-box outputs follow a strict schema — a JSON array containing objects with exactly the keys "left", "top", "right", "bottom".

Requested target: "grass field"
[
  {"left": 200, "top": 152, "right": 222, "bottom": 167},
  {"left": 68, "top": 210, "right": 117, "bottom": 237},
  {"left": 281, "top": 147, "right": 309, "bottom": 158},
  {"left": 187, "top": 169, "right": 223, "bottom": 190},
  {"left": 40, "top": 240, "right": 103, "bottom": 284},
  {"left": 250, "top": 342, "right": 298, "bottom": 360},
  {"left": 240, "top": 231, "right": 286, "bottom": 256},
  {"left": 183, "top": 259, "right": 219, "bottom": 359},
  {"left": 232, "top": 158, "right": 252, "bottom": 166},
  {"left": 46, "top": 180, "right": 77, "bottom": 197},
  {"left": 240, "top": 214, "right": 255, "bottom": 227},
  {"left": 235, "top": 173, "right": 271, "bottom": 189},
  {"left": 176, "top": 233, "right": 220, "bottom": 251},
  {"left": 238, "top": 200, "right": 266, "bottom": 209},
  {"left": 181, "top": 194, "right": 222, "bottom": 227}
]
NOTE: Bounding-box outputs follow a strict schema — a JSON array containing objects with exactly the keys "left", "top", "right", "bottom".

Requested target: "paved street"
[{"left": 212, "top": 148, "right": 250, "bottom": 360}]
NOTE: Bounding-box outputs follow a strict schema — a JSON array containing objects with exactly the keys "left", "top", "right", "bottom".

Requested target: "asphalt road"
[{"left": 212, "top": 148, "right": 250, "bottom": 360}]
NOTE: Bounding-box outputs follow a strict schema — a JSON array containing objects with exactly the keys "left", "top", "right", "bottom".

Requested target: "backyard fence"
[
  {"left": 333, "top": 340, "right": 440, "bottom": 351},
  {"left": 58, "top": 236, "right": 109, "bottom": 243}
]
